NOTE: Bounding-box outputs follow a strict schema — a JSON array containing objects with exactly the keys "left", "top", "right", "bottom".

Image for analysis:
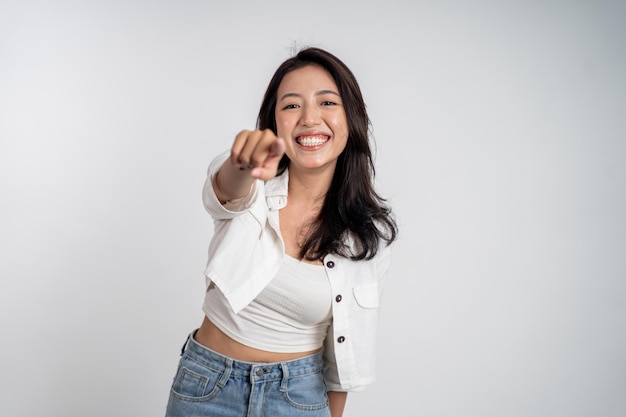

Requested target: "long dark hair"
[{"left": 257, "top": 47, "right": 398, "bottom": 261}]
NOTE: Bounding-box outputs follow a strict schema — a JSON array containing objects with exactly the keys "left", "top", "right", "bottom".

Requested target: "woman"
[{"left": 165, "top": 47, "right": 398, "bottom": 417}]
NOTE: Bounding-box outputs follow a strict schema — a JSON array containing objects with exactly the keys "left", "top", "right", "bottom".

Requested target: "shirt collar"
[{"left": 265, "top": 168, "right": 289, "bottom": 209}]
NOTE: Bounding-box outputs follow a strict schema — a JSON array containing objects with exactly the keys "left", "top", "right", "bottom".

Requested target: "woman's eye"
[
  {"left": 321, "top": 100, "right": 337, "bottom": 106},
  {"left": 283, "top": 103, "right": 299, "bottom": 110}
]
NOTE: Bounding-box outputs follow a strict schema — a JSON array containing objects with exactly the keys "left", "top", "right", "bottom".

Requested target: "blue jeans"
[{"left": 165, "top": 331, "right": 331, "bottom": 417}]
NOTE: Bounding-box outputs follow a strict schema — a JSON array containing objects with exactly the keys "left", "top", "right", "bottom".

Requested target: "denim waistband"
[{"left": 180, "top": 330, "right": 324, "bottom": 381}]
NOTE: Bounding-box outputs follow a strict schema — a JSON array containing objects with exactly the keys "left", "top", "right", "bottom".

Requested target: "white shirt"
[
  {"left": 202, "top": 150, "right": 392, "bottom": 392},
  {"left": 203, "top": 255, "right": 333, "bottom": 352}
]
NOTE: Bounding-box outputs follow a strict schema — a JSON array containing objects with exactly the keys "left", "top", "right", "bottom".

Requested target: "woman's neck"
[{"left": 287, "top": 167, "right": 334, "bottom": 205}]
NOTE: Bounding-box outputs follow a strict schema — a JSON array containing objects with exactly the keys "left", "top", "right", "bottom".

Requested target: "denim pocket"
[
  {"left": 282, "top": 369, "right": 329, "bottom": 411},
  {"left": 170, "top": 358, "right": 223, "bottom": 402}
]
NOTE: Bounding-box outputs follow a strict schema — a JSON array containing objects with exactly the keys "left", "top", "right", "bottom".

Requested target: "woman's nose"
[{"left": 301, "top": 104, "right": 321, "bottom": 126}]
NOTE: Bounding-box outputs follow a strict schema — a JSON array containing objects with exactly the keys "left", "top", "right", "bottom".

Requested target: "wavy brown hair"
[{"left": 257, "top": 47, "right": 397, "bottom": 261}]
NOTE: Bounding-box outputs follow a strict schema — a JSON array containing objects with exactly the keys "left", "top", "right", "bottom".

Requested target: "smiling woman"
[
  {"left": 164, "top": 47, "right": 398, "bottom": 417},
  {"left": 275, "top": 65, "right": 349, "bottom": 174}
]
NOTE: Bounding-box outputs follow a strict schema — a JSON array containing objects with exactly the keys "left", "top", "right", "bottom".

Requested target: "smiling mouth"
[{"left": 296, "top": 135, "right": 330, "bottom": 147}]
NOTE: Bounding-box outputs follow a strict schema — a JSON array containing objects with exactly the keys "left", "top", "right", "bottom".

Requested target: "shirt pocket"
[{"left": 352, "top": 283, "right": 380, "bottom": 309}]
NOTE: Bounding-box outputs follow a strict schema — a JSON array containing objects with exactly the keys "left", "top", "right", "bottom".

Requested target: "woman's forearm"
[
  {"left": 328, "top": 391, "right": 347, "bottom": 417},
  {"left": 213, "top": 160, "right": 256, "bottom": 203}
]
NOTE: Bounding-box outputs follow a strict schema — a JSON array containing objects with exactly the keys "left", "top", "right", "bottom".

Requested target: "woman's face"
[{"left": 275, "top": 64, "right": 348, "bottom": 173}]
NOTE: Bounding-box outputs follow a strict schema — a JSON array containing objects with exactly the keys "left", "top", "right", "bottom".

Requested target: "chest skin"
[{"left": 278, "top": 199, "right": 323, "bottom": 265}]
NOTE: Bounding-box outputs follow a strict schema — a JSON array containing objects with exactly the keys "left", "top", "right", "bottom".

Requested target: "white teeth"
[{"left": 297, "top": 136, "right": 328, "bottom": 147}]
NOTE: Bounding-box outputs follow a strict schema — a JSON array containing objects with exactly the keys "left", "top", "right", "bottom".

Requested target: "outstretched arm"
[{"left": 213, "top": 129, "right": 285, "bottom": 203}]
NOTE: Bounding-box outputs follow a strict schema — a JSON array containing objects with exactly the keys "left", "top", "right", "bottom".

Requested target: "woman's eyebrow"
[
  {"left": 278, "top": 90, "right": 340, "bottom": 102},
  {"left": 316, "top": 89, "right": 340, "bottom": 97}
]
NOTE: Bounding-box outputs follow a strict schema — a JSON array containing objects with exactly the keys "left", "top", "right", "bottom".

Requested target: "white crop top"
[{"left": 203, "top": 255, "right": 333, "bottom": 353}]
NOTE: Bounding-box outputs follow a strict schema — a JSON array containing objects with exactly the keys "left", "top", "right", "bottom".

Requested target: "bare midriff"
[{"left": 194, "top": 315, "right": 321, "bottom": 363}]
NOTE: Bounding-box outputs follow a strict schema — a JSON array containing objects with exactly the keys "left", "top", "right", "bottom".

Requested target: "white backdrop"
[{"left": 1, "top": 1, "right": 625, "bottom": 416}]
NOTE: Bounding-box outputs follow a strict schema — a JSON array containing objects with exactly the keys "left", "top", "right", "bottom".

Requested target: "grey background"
[{"left": 1, "top": 1, "right": 625, "bottom": 416}]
